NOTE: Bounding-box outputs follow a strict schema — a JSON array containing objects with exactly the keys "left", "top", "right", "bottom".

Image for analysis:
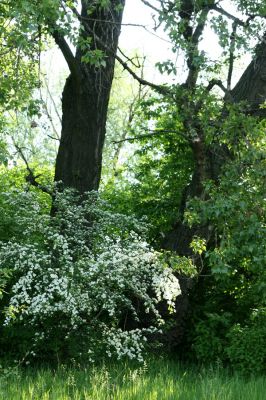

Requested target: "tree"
[
  {"left": 1, "top": 0, "right": 125, "bottom": 193},
  {"left": 97, "top": 0, "right": 266, "bottom": 348},
  {"left": 125, "top": 0, "right": 266, "bottom": 255}
]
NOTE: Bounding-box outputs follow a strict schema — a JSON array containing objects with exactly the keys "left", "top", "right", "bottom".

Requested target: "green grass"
[{"left": 0, "top": 359, "right": 265, "bottom": 400}]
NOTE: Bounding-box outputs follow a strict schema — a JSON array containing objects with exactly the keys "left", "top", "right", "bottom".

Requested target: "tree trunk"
[{"left": 54, "top": 1, "right": 125, "bottom": 193}]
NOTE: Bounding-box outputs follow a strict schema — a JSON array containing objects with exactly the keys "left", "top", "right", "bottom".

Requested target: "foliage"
[
  {"left": 0, "top": 0, "right": 266, "bottom": 375},
  {"left": 0, "top": 189, "right": 181, "bottom": 362},
  {"left": 104, "top": 94, "right": 193, "bottom": 241},
  {"left": 191, "top": 312, "right": 232, "bottom": 364},
  {"left": 186, "top": 119, "right": 266, "bottom": 373},
  {"left": 226, "top": 308, "right": 266, "bottom": 375},
  {"left": 187, "top": 118, "right": 266, "bottom": 303},
  {"left": 0, "top": 165, "right": 52, "bottom": 242}
]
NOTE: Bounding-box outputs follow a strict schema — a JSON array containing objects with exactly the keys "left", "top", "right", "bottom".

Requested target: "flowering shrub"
[{"left": 0, "top": 189, "right": 181, "bottom": 362}]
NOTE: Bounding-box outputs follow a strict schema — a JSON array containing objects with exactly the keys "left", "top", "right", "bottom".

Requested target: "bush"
[
  {"left": 226, "top": 309, "right": 266, "bottom": 375},
  {"left": 0, "top": 189, "right": 181, "bottom": 363},
  {"left": 0, "top": 165, "right": 52, "bottom": 242},
  {"left": 192, "top": 312, "right": 232, "bottom": 364},
  {"left": 186, "top": 127, "right": 266, "bottom": 374}
]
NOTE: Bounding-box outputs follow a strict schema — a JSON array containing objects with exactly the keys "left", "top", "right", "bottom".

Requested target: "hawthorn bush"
[{"left": 0, "top": 189, "right": 181, "bottom": 362}]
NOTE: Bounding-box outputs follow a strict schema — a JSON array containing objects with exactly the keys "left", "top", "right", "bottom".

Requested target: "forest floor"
[{"left": 0, "top": 358, "right": 265, "bottom": 399}]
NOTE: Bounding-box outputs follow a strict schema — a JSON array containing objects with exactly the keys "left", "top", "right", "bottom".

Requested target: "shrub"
[
  {"left": 226, "top": 309, "right": 266, "bottom": 375},
  {"left": 0, "top": 189, "right": 181, "bottom": 362},
  {"left": 192, "top": 312, "right": 232, "bottom": 364}
]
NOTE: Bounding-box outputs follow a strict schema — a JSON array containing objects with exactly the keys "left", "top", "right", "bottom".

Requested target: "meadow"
[{"left": 0, "top": 358, "right": 265, "bottom": 400}]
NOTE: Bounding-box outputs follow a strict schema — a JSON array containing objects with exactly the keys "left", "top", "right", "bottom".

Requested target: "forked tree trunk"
[{"left": 54, "top": 1, "right": 125, "bottom": 193}]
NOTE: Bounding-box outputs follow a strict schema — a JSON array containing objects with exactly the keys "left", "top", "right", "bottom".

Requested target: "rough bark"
[
  {"left": 54, "top": 1, "right": 125, "bottom": 193},
  {"left": 230, "top": 36, "right": 266, "bottom": 114}
]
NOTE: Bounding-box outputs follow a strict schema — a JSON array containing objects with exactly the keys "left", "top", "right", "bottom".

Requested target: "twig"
[
  {"left": 117, "top": 48, "right": 142, "bottom": 69},
  {"left": 141, "top": 0, "right": 161, "bottom": 14}
]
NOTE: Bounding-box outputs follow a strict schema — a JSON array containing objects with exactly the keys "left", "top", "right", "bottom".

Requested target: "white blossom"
[{"left": 0, "top": 189, "right": 182, "bottom": 361}]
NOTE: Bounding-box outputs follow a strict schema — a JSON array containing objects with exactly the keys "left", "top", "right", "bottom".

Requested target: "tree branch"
[
  {"left": 205, "top": 79, "right": 231, "bottom": 95},
  {"left": 12, "top": 140, "right": 52, "bottom": 195},
  {"left": 115, "top": 52, "right": 171, "bottom": 94},
  {"left": 227, "top": 22, "right": 237, "bottom": 91},
  {"left": 141, "top": 0, "right": 161, "bottom": 14},
  {"left": 212, "top": 5, "right": 253, "bottom": 27},
  {"left": 69, "top": 4, "right": 171, "bottom": 94},
  {"left": 52, "top": 29, "right": 79, "bottom": 77},
  {"left": 112, "top": 129, "right": 189, "bottom": 144},
  {"left": 117, "top": 47, "right": 142, "bottom": 69},
  {"left": 185, "top": 8, "right": 209, "bottom": 89}
]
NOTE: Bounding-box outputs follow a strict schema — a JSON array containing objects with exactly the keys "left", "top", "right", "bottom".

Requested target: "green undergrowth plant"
[
  {"left": 186, "top": 121, "right": 266, "bottom": 374},
  {"left": 226, "top": 308, "right": 266, "bottom": 375}
]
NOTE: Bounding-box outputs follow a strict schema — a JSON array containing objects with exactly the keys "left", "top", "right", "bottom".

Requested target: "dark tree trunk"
[
  {"left": 229, "top": 37, "right": 266, "bottom": 115},
  {"left": 54, "top": 1, "right": 125, "bottom": 193}
]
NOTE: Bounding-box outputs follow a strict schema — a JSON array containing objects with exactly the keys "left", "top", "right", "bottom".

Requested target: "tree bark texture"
[{"left": 54, "top": 1, "right": 125, "bottom": 193}]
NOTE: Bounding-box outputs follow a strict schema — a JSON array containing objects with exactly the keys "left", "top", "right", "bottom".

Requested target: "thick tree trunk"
[
  {"left": 229, "top": 36, "right": 266, "bottom": 115},
  {"left": 54, "top": 67, "right": 110, "bottom": 192},
  {"left": 54, "top": 1, "right": 125, "bottom": 193}
]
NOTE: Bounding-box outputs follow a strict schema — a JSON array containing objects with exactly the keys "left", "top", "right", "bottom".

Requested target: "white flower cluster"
[
  {"left": 0, "top": 190, "right": 181, "bottom": 361},
  {"left": 105, "top": 327, "right": 158, "bottom": 363}
]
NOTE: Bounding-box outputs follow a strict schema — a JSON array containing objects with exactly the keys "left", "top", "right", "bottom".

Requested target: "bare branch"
[
  {"left": 141, "top": 0, "right": 161, "bottom": 14},
  {"left": 12, "top": 139, "right": 52, "bottom": 195},
  {"left": 43, "top": 77, "right": 62, "bottom": 124},
  {"left": 47, "top": 134, "right": 60, "bottom": 141},
  {"left": 112, "top": 129, "right": 189, "bottom": 144},
  {"left": 227, "top": 22, "right": 237, "bottom": 91},
  {"left": 115, "top": 52, "right": 170, "bottom": 94},
  {"left": 205, "top": 79, "right": 229, "bottom": 94},
  {"left": 117, "top": 48, "right": 142, "bottom": 69},
  {"left": 39, "top": 88, "right": 61, "bottom": 141}
]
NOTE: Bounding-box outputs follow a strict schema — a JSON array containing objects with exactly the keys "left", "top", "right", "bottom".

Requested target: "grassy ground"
[{"left": 0, "top": 358, "right": 265, "bottom": 400}]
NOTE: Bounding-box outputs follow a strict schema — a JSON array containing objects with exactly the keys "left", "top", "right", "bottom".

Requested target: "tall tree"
[
  {"left": 130, "top": 0, "right": 266, "bottom": 255},
  {"left": 0, "top": 0, "right": 125, "bottom": 193}
]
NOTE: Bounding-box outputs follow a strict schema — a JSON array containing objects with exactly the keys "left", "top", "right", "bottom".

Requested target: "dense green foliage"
[
  {"left": 183, "top": 119, "right": 266, "bottom": 373},
  {"left": 104, "top": 95, "right": 194, "bottom": 240}
]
